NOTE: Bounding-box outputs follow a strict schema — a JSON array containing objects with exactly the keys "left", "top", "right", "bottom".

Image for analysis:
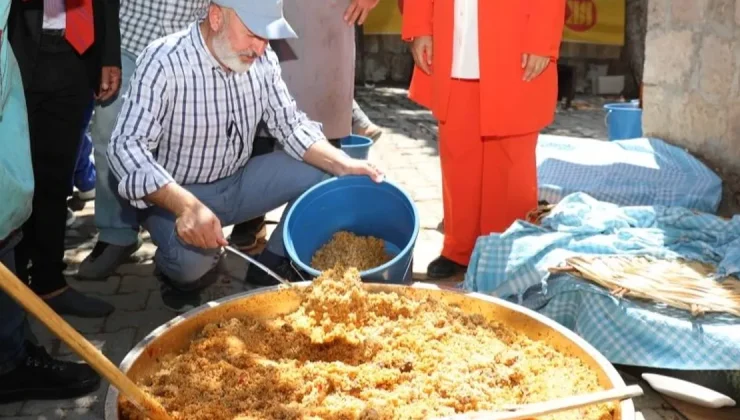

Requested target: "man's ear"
[{"left": 208, "top": 5, "right": 226, "bottom": 32}]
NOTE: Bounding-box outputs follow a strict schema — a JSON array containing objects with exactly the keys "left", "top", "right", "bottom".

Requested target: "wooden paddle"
[
  {"left": 433, "top": 384, "right": 643, "bottom": 420},
  {"left": 0, "top": 262, "right": 174, "bottom": 420}
]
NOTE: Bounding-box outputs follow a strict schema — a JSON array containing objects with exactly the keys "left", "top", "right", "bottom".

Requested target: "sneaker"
[
  {"left": 353, "top": 123, "right": 383, "bottom": 142},
  {"left": 77, "top": 187, "right": 96, "bottom": 201},
  {"left": 244, "top": 250, "right": 308, "bottom": 286},
  {"left": 0, "top": 342, "right": 101, "bottom": 403},
  {"left": 77, "top": 240, "right": 142, "bottom": 280}
]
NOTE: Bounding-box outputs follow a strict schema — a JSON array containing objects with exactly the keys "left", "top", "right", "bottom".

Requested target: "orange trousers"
[{"left": 439, "top": 79, "right": 539, "bottom": 265}]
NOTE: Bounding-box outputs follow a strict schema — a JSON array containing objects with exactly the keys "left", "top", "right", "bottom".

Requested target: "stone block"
[
  {"left": 647, "top": 0, "right": 670, "bottom": 28},
  {"left": 641, "top": 84, "right": 672, "bottom": 138},
  {"left": 117, "top": 274, "right": 159, "bottom": 294},
  {"left": 364, "top": 35, "right": 380, "bottom": 54},
  {"left": 99, "top": 290, "right": 150, "bottom": 311},
  {"left": 699, "top": 34, "right": 735, "bottom": 99},
  {"left": 671, "top": 0, "right": 706, "bottom": 25},
  {"left": 736, "top": 0, "right": 740, "bottom": 25},
  {"left": 643, "top": 29, "right": 695, "bottom": 86},
  {"left": 103, "top": 308, "right": 174, "bottom": 335},
  {"left": 707, "top": 0, "right": 736, "bottom": 33}
]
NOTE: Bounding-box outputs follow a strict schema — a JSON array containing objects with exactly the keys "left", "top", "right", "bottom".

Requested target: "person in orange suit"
[{"left": 402, "top": 0, "right": 566, "bottom": 279}]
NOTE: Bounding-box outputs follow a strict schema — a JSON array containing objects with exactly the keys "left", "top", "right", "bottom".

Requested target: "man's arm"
[
  {"left": 524, "top": 0, "right": 566, "bottom": 59},
  {"left": 107, "top": 51, "right": 174, "bottom": 209}
]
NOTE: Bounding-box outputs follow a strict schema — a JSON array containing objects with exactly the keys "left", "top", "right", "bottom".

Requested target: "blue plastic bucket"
[
  {"left": 340, "top": 135, "right": 373, "bottom": 160},
  {"left": 604, "top": 102, "right": 643, "bottom": 141},
  {"left": 283, "top": 175, "right": 419, "bottom": 284}
]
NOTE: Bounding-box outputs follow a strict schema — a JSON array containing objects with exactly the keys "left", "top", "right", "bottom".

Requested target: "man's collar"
[{"left": 190, "top": 21, "right": 225, "bottom": 72}]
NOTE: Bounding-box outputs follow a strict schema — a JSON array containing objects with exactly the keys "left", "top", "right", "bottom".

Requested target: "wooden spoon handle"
[
  {"left": 434, "top": 384, "right": 643, "bottom": 420},
  {"left": 0, "top": 262, "right": 173, "bottom": 420}
]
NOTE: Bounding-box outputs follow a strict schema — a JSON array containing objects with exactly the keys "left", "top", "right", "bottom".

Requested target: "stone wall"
[
  {"left": 355, "top": 35, "right": 414, "bottom": 85},
  {"left": 642, "top": 0, "right": 740, "bottom": 178}
]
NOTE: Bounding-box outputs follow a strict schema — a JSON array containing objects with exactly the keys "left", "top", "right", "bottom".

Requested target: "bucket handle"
[{"left": 604, "top": 109, "right": 611, "bottom": 128}]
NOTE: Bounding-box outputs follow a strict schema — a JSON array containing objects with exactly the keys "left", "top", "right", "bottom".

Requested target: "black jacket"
[{"left": 8, "top": 0, "right": 121, "bottom": 94}]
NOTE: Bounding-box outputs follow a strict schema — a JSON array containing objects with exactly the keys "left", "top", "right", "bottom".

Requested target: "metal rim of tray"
[{"left": 104, "top": 282, "right": 636, "bottom": 420}]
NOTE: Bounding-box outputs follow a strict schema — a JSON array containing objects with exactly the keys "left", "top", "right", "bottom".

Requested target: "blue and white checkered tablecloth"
[
  {"left": 537, "top": 136, "right": 722, "bottom": 214},
  {"left": 463, "top": 193, "right": 740, "bottom": 370}
]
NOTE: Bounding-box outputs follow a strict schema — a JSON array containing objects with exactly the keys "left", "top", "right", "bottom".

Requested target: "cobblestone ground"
[{"left": 0, "top": 88, "right": 692, "bottom": 419}]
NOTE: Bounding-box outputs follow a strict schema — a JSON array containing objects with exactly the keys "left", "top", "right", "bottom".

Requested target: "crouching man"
[{"left": 108, "top": 0, "right": 382, "bottom": 313}]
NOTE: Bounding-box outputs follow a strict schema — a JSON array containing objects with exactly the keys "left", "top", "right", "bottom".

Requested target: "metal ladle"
[{"left": 224, "top": 245, "right": 295, "bottom": 288}]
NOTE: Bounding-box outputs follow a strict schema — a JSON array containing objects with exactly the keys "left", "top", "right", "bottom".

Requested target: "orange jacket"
[{"left": 402, "top": 0, "right": 566, "bottom": 137}]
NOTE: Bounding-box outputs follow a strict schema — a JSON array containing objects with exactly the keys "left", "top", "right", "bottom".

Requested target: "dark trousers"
[
  {"left": 0, "top": 234, "right": 26, "bottom": 375},
  {"left": 15, "top": 34, "right": 93, "bottom": 295},
  {"left": 233, "top": 136, "right": 341, "bottom": 237}
]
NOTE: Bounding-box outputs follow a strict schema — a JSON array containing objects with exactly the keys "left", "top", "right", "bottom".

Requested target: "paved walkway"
[{"left": 1, "top": 88, "right": 692, "bottom": 420}]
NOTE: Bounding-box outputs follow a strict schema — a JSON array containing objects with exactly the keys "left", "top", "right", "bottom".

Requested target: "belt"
[{"left": 41, "top": 28, "right": 65, "bottom": 37}]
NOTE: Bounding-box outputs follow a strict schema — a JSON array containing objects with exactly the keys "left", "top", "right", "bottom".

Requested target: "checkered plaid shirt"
[
  {"left": 108, "top": 23, "right": 325, "bottom": 208},
  {"left": 120, "top": 0, "right": 209, "bottom": 56}
]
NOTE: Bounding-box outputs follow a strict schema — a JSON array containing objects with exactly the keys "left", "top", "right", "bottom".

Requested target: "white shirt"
[
  {"left": 108, "top": 24, "right": 324, "bottom": 209},
  {"left": 42, "top": 0, "right": 66, "bottom": 30},
  {"left": 451, "top": 0, "right": 480, "bottom": 79}
]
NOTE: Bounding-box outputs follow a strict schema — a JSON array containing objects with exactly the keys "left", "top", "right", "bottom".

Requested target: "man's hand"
[
  {"left": 336, "top": 158, "right": 385, "bottom": 183},
  {"left": 411, "top": 36, "right": 433, "bottom": 75},
  {"left": 344, "top": 0, "right": 380, "bottom": 25},
  {"left": 96, "top": 66, "right": 121, "bottom": 102},
  {"left": 303, "top": 140, "right": 384, "bottom": 183},
  {"left": 175, "top": 201, "right": 228, "bottom": 249},
  {"left": 521, "top": 54, "right": 550, "bottom": 82},
  {"left": 144, "top": 183, "right": 228, "bottom": 249}
]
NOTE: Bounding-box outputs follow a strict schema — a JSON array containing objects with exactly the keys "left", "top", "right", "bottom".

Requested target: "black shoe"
[
  {"left": 156, "top": 265, "right": 221, "bottom": 314},
  {"left": 229, "top": 217, "right": 267, "bottom": 252},
  {"left": 244, "top": 250, "right": 308, "bottom": 286},
  {"left": 426, "top": 256, "right": 467, "bottom": 279},
  {"left": 0, "top": 342, "right": 101, "bottom": 403}
]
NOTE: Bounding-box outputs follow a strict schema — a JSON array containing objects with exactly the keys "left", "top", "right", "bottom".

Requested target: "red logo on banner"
[{"left": 565, "top": 0, "right": 598, "bottom": 32}]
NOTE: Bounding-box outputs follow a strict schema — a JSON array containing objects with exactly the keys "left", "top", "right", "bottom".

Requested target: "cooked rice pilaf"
[
  {"left": 311, "top": 231, "right": 390, "bottom": 272},
  {"left": 121, "top": 267, "right": 616, "bottom": 420}
]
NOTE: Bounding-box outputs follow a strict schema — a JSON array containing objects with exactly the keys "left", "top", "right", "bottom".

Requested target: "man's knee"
[{"left": 155, "top": 242, "right": 220, "bottom": 285}]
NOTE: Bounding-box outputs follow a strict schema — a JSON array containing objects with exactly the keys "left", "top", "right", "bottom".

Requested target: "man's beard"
[{"left": 212, "top": 30, "right": 255, "bottom": 73}]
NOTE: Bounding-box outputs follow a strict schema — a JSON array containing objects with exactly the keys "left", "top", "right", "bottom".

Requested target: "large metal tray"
[{"left": 104, "top": 282, "right": 636, "bottom": 420}]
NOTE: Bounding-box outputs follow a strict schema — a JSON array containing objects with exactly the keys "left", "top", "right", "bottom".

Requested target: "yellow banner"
[
  {"left": 362, "top": 0, "right": 403, "bottom": 35},
  {"left": 362, "top": 0, "right": 625, "bottom": 46},
  {"left": 564, "top": 0, "right": 625, "bottom": 46}
]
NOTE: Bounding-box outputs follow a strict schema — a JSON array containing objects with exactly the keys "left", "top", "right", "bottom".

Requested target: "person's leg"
[
  {"left": 0, "top": 235, "right": 26, "bottom": 378},
  {"left": 480, "top": 132, "right": 539, "bottom": 234},
  {"left": 73, "top": 99, "right": 96, "bottom": 200},
  {"left": 351, "top": 99, "right": 383, "bottom": 141},
  {"left": 78, "top": 50, "right": 141, "bottom": 280},
  {"left": 428, "top": 79, "right": 483, "bottom": 279},
  {"left": 228, "top": 134, "right": 276, "bottom": 253},
  {"left": 228, "top": 152, "right": 328, "bottom": 285},
  {"left": 19, "top": 41, "right": 113, "bottom": 317},
  {"left": 0, "top": 235, "right": 101, "bottom": 402},
  {"left": 142, "top": 152, "right": 325, "bottom": 310}
]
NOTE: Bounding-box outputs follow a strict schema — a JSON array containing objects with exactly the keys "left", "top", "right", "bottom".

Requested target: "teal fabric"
[{"left": 0, "top": 0, "right": 34, "bottom": 240}]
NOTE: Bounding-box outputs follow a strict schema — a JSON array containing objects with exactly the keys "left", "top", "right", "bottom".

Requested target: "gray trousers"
[{"left": 142, "top": 151, "right": 328, "bottom": 286}]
